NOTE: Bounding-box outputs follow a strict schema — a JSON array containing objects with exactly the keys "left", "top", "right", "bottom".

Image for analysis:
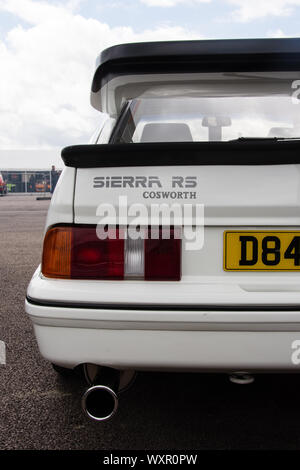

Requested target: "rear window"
[{"left": 110, "top": 71, "right": 300, "bottom": 143}]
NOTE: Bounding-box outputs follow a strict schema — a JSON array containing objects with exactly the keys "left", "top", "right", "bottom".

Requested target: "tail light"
[
  {"left": 145, "top": 228, "right": 181, "bottom": 281},
  {"left": 42, "top": 225, "right": 181, "bottom": 281},
  {"left": 42, "top": 226, "right": 72, "bottom": 279}
]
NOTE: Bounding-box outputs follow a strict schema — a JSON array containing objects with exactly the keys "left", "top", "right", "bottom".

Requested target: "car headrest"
[{"left": 140, "top": 123, "right": 193, "bottom": 142}]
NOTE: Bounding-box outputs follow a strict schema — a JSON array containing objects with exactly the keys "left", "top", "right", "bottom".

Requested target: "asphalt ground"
[{"left": 1, "top": 195, "right": 300, "bottom": 450}]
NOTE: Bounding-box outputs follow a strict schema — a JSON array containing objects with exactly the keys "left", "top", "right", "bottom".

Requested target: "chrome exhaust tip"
[
  {"left": 82, "top": 367, "right": 120, "bottom": 422},
  {"left": 82, "top": 385, "right": 118, "bottom": 422}
]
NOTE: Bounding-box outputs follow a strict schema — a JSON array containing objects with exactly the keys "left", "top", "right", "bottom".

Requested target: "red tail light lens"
[
  {"left": 42, "top": 225, "right": 181, "bottom": 281},
  {"left": 145, "top": 227, "right": 181, "bottom": 281},
  {"left": 71, "top": 227, "right": 124, "bottom": 280}
]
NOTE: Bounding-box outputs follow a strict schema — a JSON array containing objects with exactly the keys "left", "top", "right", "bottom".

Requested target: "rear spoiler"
[
  {"left": 91, "top": 38, "right": 300, "bottom": 113},
  {"left": 92, "top": 38, "right": 300, "bottom": 93},
  {"left": 61, "top": 140, "right": 300, "bottom": 168}
]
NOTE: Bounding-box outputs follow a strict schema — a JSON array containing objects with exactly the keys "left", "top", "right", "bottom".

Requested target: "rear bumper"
[{"left": 25, "top": 297, "right": 300, "bottom": 372}]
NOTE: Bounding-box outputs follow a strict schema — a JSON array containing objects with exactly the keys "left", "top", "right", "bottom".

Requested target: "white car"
[{"left": 26, "top": 38, "right": 300, "bottom": 421}]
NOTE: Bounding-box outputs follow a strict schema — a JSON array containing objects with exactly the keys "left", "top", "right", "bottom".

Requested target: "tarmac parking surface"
[{"left": 1, "top": 195, "right": 300, "bottom": 450}]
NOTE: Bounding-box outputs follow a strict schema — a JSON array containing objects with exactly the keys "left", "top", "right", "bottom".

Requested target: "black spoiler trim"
[{"left": 61, "top": 141, "right": 300, "bottom": 168}]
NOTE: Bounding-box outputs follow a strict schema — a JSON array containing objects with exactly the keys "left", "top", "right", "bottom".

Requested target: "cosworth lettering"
[
  {"left": 93, "top": 176, "right": 197, "bottom": 189},
  {"left": 143, "top": 191, "right": 196, "bottom": 199}
]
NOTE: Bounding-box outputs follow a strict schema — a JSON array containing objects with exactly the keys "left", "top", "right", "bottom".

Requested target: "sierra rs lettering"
[
  {"left": 93, "top": 176, "right": 197, "bottom": 189},
  {"left": 94, "top": 176, "right": 162, "bottom": 188}
]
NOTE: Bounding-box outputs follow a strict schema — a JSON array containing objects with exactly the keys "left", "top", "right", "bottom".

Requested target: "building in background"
[{"left": 0, "top": 149, "right": 63, "bottom": 193}]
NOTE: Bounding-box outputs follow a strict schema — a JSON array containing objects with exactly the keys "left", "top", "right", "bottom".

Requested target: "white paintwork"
[
  {"left": 91, "top": 71, "right": 300, "bottom": 116},
  {"left": 45, "top": 167, "right": 75, "bottom": 229},
  {"left": 28, "top": 265, "right": 300, "bottom": 306},
  {"left": 27, "top": 316, "right": 300, "bottom": 371},
  {"left": 74, "top": 165, "right": 300, "bottom": 226},
  {"left": 25, "top": 296, "right": 300, "bottom": 329}
]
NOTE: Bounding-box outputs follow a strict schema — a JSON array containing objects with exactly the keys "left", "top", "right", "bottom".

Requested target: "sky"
[{"left": 1, "top": 0, "right": 300, "bottom": 153}]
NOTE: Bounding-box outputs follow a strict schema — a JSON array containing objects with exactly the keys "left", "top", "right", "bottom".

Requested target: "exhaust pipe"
[{"left": 82, "top": 367, "right": 120, "bottom": 422}]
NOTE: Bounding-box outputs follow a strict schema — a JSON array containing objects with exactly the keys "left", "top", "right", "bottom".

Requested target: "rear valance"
[{"left": 62, "top": 140, "right": 300, "bottom": 168}]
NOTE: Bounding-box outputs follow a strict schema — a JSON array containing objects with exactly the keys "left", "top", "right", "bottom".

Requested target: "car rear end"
[{"left": 26, "top": 38, "right": 300, "bottom": 377}]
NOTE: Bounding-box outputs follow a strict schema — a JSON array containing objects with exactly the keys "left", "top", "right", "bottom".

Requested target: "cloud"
[
  {"left": 227, "top": 0, "right": 300, "bottom": 22},
  {"left": 141, "top": 0, "right": 210, "bottom": 6},
  {"left": 267, "top": 29, "right": 288, "bottom": 38},
  {"left": 0, "top": 0, "right": 199, "bottom": 149}
]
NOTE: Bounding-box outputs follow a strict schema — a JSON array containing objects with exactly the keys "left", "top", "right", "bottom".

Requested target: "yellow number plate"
[{"left": 224, "top": 231, "right": 300, "bottom": 271}]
